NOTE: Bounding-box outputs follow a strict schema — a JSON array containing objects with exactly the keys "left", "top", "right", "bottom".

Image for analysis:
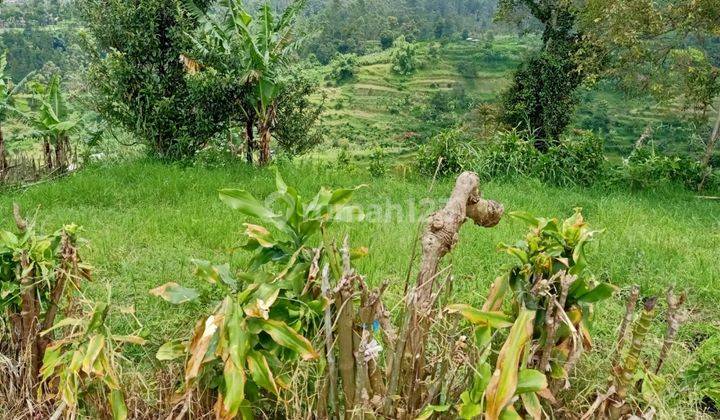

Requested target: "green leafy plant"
[
  {"left": 29, "top": 75, "right": 82, "bottom": 172},
  {"left": 447, "top": 209, "right": 616, "bottom": 418},
  {"left": 39, "top": 301, "right": 144, "bottom": 420},
  {"left": 368, "top": 145, "right": 386, "bottom": 177},
  {"left": 153, "top": 171, "right": 364, "bottom": 418},
  {"left": 0, "top": 205, "right": 90, "bottom": 380},
  {"left": 417, "top": 129, "right": 477, "bottom": 176},
  {"left": 391, "top": 35, "right": 419, "bottom": 76},
  {"left": 328, "top": 53, "right": 358, "bottom": 84},
  {"left": 183, "top": 0, "right": 308, "bottom": 165}
]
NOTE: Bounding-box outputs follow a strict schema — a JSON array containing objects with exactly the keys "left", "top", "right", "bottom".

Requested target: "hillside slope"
[{"left": 314, "top": 36, "right": 713, "bottom": 159}]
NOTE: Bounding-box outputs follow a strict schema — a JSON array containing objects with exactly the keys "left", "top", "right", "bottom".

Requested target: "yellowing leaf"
[
  {"left": 485, "top": 308, "right": 536, "bottom": 420},
  {"left": 447, "top": 304, "right": 514, "bottom": 328},
  {"left": 82, "top": 334, "right": 106, "bottom": 374},
  {"left": 185, "top": 314, "right": 222, "bottom": 381},
  {"left": 150, "top": 282, "right": 200, "bottom": 305},
  {"left": 109, "top": 389, "right": 128, "bottom": 420},
  {"left": 260, "top": 319, "right": 318, "bottom": 360},
  {"left": 223, "top": 359, "right": 247, "bottom": 415},
  {"left": 247, "top": 350, "right": 278, "bottom": 395},
  {"left": 156, "top": 341, "right": 187, "bottom": 361}
]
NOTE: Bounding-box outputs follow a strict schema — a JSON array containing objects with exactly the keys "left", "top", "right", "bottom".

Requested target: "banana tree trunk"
[
  {"left": 54, "top": 137, "right": 66, "bottom": 172},
  {"left": 0, "top": 122, "right": 7, "bottom": 178},
  {"left": 258, "top": 106, "right": 276, "bottom": 166},
  {"left": 43, "top": 137, "right": 53, "bottom": 170},
  {"left": 245, "top": 114, "right": 256, "bottom": 165}
]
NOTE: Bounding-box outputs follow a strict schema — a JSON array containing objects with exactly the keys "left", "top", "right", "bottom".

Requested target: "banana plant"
[
  {"left": 182, "top": 0, "right": 307, "bottom": 165},
  {"left": 29, "top": 75, "right": 81, "bottom": 172},
  {"left": 0, "top": 51, "right": 34, "bottom": 176},
  {"left": 153, "top": 171, "right": 363, "bottom": 419},
  {"left": 39, "top": 301, "right": 144, "bottom": 420}
]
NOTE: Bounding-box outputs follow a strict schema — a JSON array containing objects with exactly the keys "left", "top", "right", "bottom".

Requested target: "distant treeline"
[{"left": 248, "top": 0, "right": 534, "bottom": 64}]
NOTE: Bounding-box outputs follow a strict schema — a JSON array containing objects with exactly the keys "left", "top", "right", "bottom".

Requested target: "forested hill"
[{"left": 254, "top": 0, "right": 521, "bottom": 63}]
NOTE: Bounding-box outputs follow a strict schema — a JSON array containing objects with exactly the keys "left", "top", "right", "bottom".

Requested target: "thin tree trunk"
[
  {"left": 44, "top": 137, "right": 53, "bottom": 170},
  {"left": 245, "top": 114, "right": 255, "bottom": 165},
  {"left": 258, "top": 106, "right": 276, "bottom": 166},
  {"left": 699, "top": 104, "right": 720, "bottom": 191},
  {"left": 702, "top": 105, "right": 720, "bottom": 167},
  {"left": 0, "top": 123, "right": 7, "bottom": 178}
]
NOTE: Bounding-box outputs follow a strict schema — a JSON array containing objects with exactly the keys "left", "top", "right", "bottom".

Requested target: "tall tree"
[
  {"left": 498, "top": 0, "right": 591, "bottom": 149},
  {"left": 183, "top": 0, "right": 307, "bottom": 165},
  {"left": 77, "top": 0, "right": 239, "bottom": 160}
]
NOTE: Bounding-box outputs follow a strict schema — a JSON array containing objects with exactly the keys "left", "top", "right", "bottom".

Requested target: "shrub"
[
  {"left": 540, "top": 130, "right": 605, "bottom": 186},
  {"left": 614, "top": 145, "right": 719, "bottom": 191},
  {"left": 273, "top": 71, "right": 325, "bottom": 156},
  {"left": 475, "top": 130, "right": 605, "bottom": 186},
  {"left": 391, "top": 36, "right": 418, "bottom": 76},
  {"left": 379, "top": 31, "right": 394, "bottom": 50},
  {"left": 328, "top": 53, "right": 358, "bottom": 83},
  {"left": 456, "top": 60, "right": 478, "bottom": 78},
  {"left": 417, "top": 129, "right": 477, "bottom": 176},
  {"left": 152, "top": 171, "right": 364, "bottom": 418},
  {"left": 368, "top": 145, "right": 386, "bottom": 177}
]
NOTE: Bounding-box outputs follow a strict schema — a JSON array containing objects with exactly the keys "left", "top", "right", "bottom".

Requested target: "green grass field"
[{"left": 1, "top": 159, "right": 718, "bottom": 415}]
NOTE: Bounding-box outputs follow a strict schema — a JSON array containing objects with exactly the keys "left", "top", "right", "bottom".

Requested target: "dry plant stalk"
[
  {"left": 402, "top": 171, "right": 504, "bottom": 415},
  {"left": 614, "top": 285, "right": 640, "bottom": 364},
  {"left": 654, "top": 287, "right": 686, "bottom": 374}
]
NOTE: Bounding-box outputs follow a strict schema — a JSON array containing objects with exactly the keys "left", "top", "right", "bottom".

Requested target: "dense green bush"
[
  {"left": 456, "top": 60, "right": 478, "bottom": 78},
  {"left": 417, "top": 129, "right": 477, "bottom": 176},
  {"left": 500, "top": 47, "right": 584, "bottom": 147},
  {"left": 77, "top": 0, "right": 240, "bottom": 160},
  {"left": 413, "top": 129, "right": 601, "bottom": 186},
  {"left": 476, "top": 130, "right": 604, "bottom": 186},
  {"left": 421, "top": 128, "right": 716, "bottom": 192},
  {"left": 368, "top": 145, "right": 387, "bottom": 177},
  {"left": 391, "top": 36, "right": 419, "bottom": 76},
  {"left": 613, "top": 145, "right": 720, "bottom": 192},
  {"left": 328, "top": 53, "right": 359, "bottom": 83},
  {"left": 273, "top": 71, "right": 325, "bottom": 156}
]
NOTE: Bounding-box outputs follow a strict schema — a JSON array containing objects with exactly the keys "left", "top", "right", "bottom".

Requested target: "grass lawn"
[{"left": 1, "top": 160, "right": 719, "bottom": 416}]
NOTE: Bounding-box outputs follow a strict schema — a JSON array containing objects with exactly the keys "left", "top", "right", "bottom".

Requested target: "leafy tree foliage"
[
  {"left": 182, "top": 0, "right": 308, "bottom": 165},
  {"left": 328, "top": 53, "right": 358, "bottom": 83},
  {"left": 579, "top": 0, "right": 720, "bottom": 188},
  {"left": 76, "top": 0, "right": 241, "bottom": 160},
  {"left": 391, "top": 35, "right": 419, "bottom": 75},
  {"left": 0, "top": 51, "right": 34, "bottom": 174},
  {"left": 498, "top": 0, "right": 589, "bottom": 149},
  {"left": 273, "top": 71, "right": 325, "bottom": 156},
  {"left": 0, "top": 28, "right": 73, "bottom": 82},
  {"left": 302, "top": 0, "right": 499, "bottom": 64}
]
